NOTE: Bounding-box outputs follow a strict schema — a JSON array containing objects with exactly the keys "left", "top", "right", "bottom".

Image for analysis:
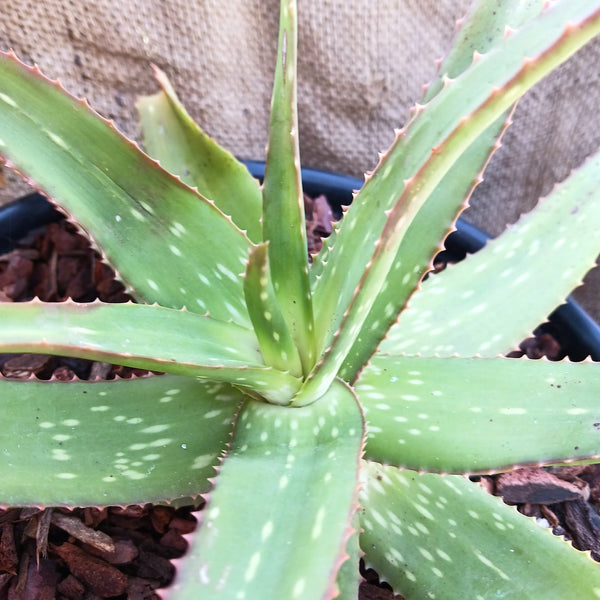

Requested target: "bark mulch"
[{"left": 1, "top": 201, "right": 599, "bottom": 599}]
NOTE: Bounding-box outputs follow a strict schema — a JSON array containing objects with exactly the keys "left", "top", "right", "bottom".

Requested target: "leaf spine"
[
  {"left": 472, "top": 50, "right": 484, "bottom": 63},
  {"left": 441, "top": 73, "right": 454, "bottom": 88}
]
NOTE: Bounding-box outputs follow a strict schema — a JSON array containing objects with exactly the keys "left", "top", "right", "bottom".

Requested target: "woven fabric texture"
[{"left": 1, "top": 0, "right": 599, "bottom": 319}]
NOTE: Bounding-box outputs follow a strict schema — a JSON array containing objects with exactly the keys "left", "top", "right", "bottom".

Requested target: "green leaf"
[
  {"left": 357, "top": 354, "right": 600, "bottom": 473},
  {"left": 136, "top": 66, "right": 263, "bottom": 243},
  {"left": 0, "top": 375, "right": 242, "bottom": 506},
  {"left": 307, "top": 0, "right": 600, "bottom": 396},
  {"left": 338, "top": 0, "right": 547, "bottom": 380},
  {"left": 0, "top": 300, "right": 302, "bottom": 404},
  {"left": 243, "top": 244, "right": 303, "bottom": 377},
  {"left": 360, "top": 462, "right": 600, "bottom": 599},
  {"left": 382, "top": 150, "right": 600, "bottom": 357},
  {"left": 0, "top": 51, "right": 252, "bottom": 323},
  {"left": 424, "top": 0, "right": 546, "bottom": 99},
  {"left": 262, "top": 0, "right": 315, "bottom": 373},
  {"left": 170, "top": 379, "right": 364, "bottom": 599},
  {"left": 335, "top": 511, "right": 362, "bottom": 600},
  {"left": 337, "top": 118, "right": 510, "bottom": 381}
]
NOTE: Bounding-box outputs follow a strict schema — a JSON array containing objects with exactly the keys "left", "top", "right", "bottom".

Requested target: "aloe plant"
[{"left": 0, "top": 0, "right": 599, "bottom": 597}]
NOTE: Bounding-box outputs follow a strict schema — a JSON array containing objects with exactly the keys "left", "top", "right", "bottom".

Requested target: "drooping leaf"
[
  {"left": 170, "top": 379, "right": 364, "bottom": 599},
  {"left": 262, "top": 0, "right": 316, "bottom": 373},
  {"left": 0, "top": 50, "right": 252, "bottom": 323},
  {"left": 136, "top": 66, "right": 263, "bottom": 243},
  {"left": 0, "top": 300, "right": 301, "bottom": 404},
  {"left": 382, "top": 150, "right": 600, "bottom": 357},
  {"left": 357, "top": 354, "right": 600, "bottom": 473},
  {"left": 360, "top": 462, "right": 600, "bottom": 599},
  {"left": 0, "top": 375, "right": 242, "bottom": 506}
]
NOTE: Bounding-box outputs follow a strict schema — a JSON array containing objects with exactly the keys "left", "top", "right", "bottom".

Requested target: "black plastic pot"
[
  {"left": 0, "top": 192, "right": 61, "bottom": 255},
  {"left": 2, "top": 165, "right": 600, "bottom": 361}
]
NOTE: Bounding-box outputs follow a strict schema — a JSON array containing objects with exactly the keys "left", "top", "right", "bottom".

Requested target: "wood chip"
[
  {"left": 2, "top": 354, "right": 55, "bottom": 379},
  {"left": 51, "top": 513, "right": 114, "bottom": 553},
  {"left": 52, "top": 542, "right": 127, "bottom": 598},
  {"left": 36, "top": 509, "right": 53, "bottom": 562},
  {"left": 56, "top": 574, "right": 85, "bottom": 600},
  {"left": 563, "top": 499, "right": 600, "bottom": 560},
  {"left": 0, "top": 523, "right": 18, "bottom": 574},
  {"left": 84, "top": 539, "right": 138, "bottom": 565},
  {"left": 150, "top": 506, "right": 173, "bottom": 534},
  {"left": 9, "top": 556, "right": 59, "bottom": 600},
  {"left": 496, "top": 468, "right": 585, "bottom": 505},
  {"left": 305, "top": 193, "right": 335, "bottom": 254}
]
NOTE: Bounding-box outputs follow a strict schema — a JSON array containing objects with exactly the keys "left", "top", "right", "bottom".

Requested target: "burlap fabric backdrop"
[{"left": 1, "top": 1, "right": 599, "bottom": 321}]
